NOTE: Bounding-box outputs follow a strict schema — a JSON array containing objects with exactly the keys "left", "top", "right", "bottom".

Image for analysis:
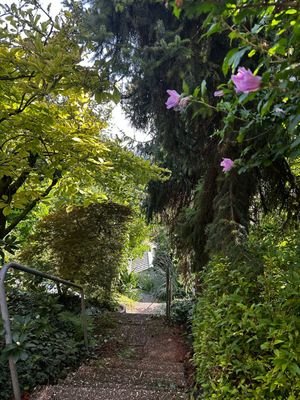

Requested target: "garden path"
[
  {"left": 123, "top": 292, "right": 166, "bottom": 315},
  {"left": 32, "top": 312, "right": 190, "bottom": 399}
]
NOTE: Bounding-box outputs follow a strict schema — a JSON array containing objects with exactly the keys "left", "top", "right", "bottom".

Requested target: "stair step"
[
  {"left": 110, "top": 313, "right": 164, "bottom": 325},
  {"left": 92, "top": 358, "right": 185, "bottom": 373},
  {"left": 64, "top": 364, "right": 186, "bottom": 389},
  {"left": 31, "top": 312, "right": 190, "bottom": 400},
  {"left": 34, "top": 384, "right": 188, "bottom": 400}
]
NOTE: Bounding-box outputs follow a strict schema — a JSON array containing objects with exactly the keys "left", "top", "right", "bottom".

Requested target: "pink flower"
[
  {"left": 165, "top": 90, "right": 181, "bottom": 109},
  {"left": 231, "top": 67, "right": 262, "bottom": 93},
  {"left": 220, "top": 158, "right": 234, "bottom": 173},
  {"left": 214, "top": 90, "right": 224, "bottom": 97}
]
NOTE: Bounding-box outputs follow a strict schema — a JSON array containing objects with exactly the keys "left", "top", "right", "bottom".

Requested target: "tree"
[
  {"left": 0, "top": 0, "right": 164, "bottom": 260},
  {"left": 75, "top": 0, "right": 299, "bottom": 277},
  {"left": 71, "top": 0, "right": 239, "bottom": 273},
  {"left": 172, "top": 0, "right": 300, "bottom": 251}
]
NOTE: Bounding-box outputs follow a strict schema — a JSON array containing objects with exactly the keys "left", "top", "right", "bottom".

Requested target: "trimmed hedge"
[{"left": 192, "top": 222, "right": 300, "bottom": 399}]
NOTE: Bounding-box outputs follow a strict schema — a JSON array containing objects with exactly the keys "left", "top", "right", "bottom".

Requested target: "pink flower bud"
[
  {"left": 220, "top": 158, "right": 234, "bottom": 173},
  {"left": 178, "top": 96, "right": 190, "bottom": 110},
  {"left": 231, "top": 67, "right": 262, "bottom": 93},
  {"left": 214, "top": 90, "right": 224, "bottom": 97}
]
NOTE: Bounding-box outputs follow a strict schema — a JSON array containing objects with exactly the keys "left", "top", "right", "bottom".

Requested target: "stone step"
[
  {"left": 93, "top": 358, "right": 185, "bottom": 373},
  {"left": 109, "top": 313, "right": 164, "bottom": 325},
  {"left": 32, "top": 312, "right": 190, "bottom": 400},
  {"left": 64, "top": 363, "right": 186, "bottom": 389},
  {"left": 34, "top": 384, "right": 188, "bottom": 400}
]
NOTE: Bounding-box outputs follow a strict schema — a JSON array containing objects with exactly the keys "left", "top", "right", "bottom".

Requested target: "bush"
[
  {"left": 19, "top": 202, "right": 132, "bottom": 302},
  {"left": 0, "top": 291, "right": 87, "bottom": 400},
  {"left": 137, "top": 268, "right": 167, "bottom": 300},
  {"left": 171, "top": 298, "right": 195, "bottom": 330},
  {"left": 192, "top": 221, "right": 300, "bottom": 399},
  {"left": 117, "top": 269, "right": 139, "bottom": 300}
]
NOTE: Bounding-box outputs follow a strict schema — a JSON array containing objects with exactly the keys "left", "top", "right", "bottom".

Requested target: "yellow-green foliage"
[
  {"left": 192, "top": 219, "right": 300, "bottom": 399},
  {"left": 19, "top": 203, "right": 132, "bottom": 300}
]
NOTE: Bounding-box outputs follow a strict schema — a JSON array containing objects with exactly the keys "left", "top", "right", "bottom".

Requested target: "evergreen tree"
[{"left": 72, "top": 0, "right": 299, "bottom": 276}]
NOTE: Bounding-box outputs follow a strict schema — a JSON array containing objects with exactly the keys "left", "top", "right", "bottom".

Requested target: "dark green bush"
[
  {"left": 171, "top": 298, "right": 195, "bottom": 330},
  {"left": 137, "top": 269, "right": 166, "bottom": 299},
  {"left": 0, "top": 291, "right": 87, "bottom": 400},
  {"left": 192, "top": 221, "right": 300, "bottom": 399}
]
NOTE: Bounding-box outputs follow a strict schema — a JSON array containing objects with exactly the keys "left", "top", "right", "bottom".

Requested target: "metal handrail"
[{"left": 0, "top": 262, "right": 88, "bottom": 400}]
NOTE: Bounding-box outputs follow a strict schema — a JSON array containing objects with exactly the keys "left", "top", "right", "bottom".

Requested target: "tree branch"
[
  {"left": 0, "top": 92, "right": 39, "bottom": 123},
  {"left": 3, "top": 172, "right": 60, "bottom": 237},
  {"left": 236, "top": 1, "right": 300, "bottom": 10},
  {"left": 0, "top": 73, "right": 35, "bottom": 81},
  {"left": 8, "top": 152, "right": 38, "bottom": 197}
]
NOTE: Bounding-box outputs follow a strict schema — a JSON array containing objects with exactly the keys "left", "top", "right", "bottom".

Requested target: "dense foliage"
[
  {"left": 0, "top": 290, "right": 86, "bottom": 400},
  {"left": 0, "top": 1, "right": 164, "bottom": 396},
  {"left": 76, "top": 0, "right": 300, "bottom": 274},
  {"left": 19, "top": 202, "right": 133, "bottom": 301},
  {"left": 73, "top": 1, "right": 300, "bottom": 398},
  {"left": 193, "top": 219, "right": 300, "bottom": 399},
  {"left": 0, "top": 0, "right": 163, "bottom": 260},
  {"left": 1, "top": 1, "right": 299, "bottom": 398}
]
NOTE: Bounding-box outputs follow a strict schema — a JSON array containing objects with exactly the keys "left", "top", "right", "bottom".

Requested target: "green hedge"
[{"left": 192, "top": 221, "right": 300, "bottom": 399}]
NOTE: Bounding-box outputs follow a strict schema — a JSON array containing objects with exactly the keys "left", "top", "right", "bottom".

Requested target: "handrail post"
[
  {"left": 166, "top": 263, "right": 171, "bottom": 322},
  {"left": 0, "top": 267, "right": 21, "bottom": 400},
  {"left": 80, "top": 289, "right": 88, "bottom": 348}
]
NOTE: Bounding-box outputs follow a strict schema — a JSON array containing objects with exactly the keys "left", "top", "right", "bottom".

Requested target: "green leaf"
[
  {"left": 202, "top": 22, "right": 222, "bottom": 38},
  {"left": 222, "top": 47, "right": 251, "bottom": 76},
  {"left": 3, "top": 207, "right": 11, "bottom": 216},
  {"left": 286, "top": 9, "right": 297, "bottom": 15},
  {"left": 173, "top": 6, "right": 182, "bottom": 19},
  {"left": 260, "top": 95, "right": 275, "bottom": 117},
  {"left": 182, "top": 80, "right": 189, "bottom": 94},
  {"left": 193, "top": 87, "right": 200, "bottom": 97},
  {"left": 201, "top": 80, "right": 207, "bottom": 98},
  {"left": 248, "top": 49, "right": 256, "bottom": 58},
  {"left": 268, "top": 38, "right": 288, "bottom": 56},
  {"left": 237, "top": 131, "right": 245, "bottom": 143}
]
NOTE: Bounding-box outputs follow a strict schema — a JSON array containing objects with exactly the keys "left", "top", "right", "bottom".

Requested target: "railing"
[
  {"left": 166, "top": 262, "right": 172, "bottom": 321},
  {"left": 154, "top": 252, "right": 173, "bottom": 322},
  {"left": 0, "top": 262, "right": 88, "bottom": 400}
]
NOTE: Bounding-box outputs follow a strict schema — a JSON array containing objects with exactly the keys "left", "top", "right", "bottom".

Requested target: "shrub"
[
  {"left": 192, "top": 221, "right": 300, "bottom": 399},
  {"left": 137, "top": 269, "right": 166, "bottom": 298},
  {"left": 171, "top": 298, "right": 195, "bottom": 330},
  {"left": 19, "top": 203, "right": 132, "bottom": 302},
  {"left": 117, "top": 269, "right": 139, "bottom": 300}
]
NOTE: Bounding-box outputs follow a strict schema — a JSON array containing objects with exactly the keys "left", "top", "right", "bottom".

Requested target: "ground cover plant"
[{"left": 0, "top": 289, "right": 87, "bottom": 400}]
